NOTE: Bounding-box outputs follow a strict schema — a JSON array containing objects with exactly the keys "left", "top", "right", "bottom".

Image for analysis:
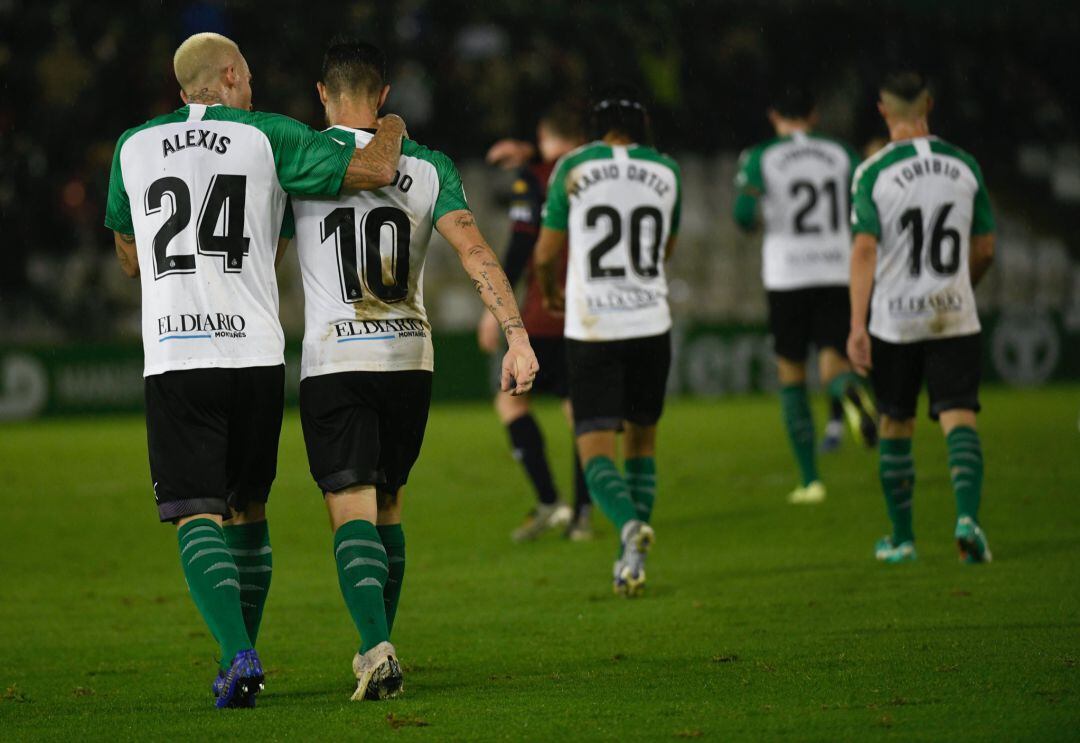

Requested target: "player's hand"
[
  {"left": 486, "top": 139, "right": 536, "bottom": 170},
  {"left": 377, "top": 114, "right": 409, "bottom": 140},
  {"left": 501, "top": 340, "right": 539, "bottom": 396},
  {"left": 847, "top": 326, "right": 872, "bottom": 375},
  {"left": 477, "top": 311, "right": 501, "bottom": 354},
  {"left": 541, "top": 287, "right": 565, "bottom": 316}
]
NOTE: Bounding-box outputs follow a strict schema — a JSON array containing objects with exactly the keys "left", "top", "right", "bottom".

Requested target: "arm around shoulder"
[{"left": 343, "top": 114, "right": 406, "bottom": 191}]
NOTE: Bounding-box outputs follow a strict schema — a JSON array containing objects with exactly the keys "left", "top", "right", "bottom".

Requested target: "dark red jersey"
[{"left": 503, "top": 161, "right": 567, "bottom": 338}]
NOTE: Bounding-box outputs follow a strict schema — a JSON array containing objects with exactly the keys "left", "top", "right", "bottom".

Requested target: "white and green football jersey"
[
  {"left": 542, "top": 142, "right": 681, "bottom": 341},
  {"left": 283, "top": 127, "right": 468, "bottom": 378},
  {"left": 105, "top": 103, "right": 354, "bottom": 377},
  {"left": 851, "top": 136, "right": 995, "bottom": 343},
  {"left": 735, "top": 131, "right": 857, "bottom": 290}
]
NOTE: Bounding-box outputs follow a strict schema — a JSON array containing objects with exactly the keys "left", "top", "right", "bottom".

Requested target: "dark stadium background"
[{"left": 1, "top": 0, "right": 1078, "bottom": 415}]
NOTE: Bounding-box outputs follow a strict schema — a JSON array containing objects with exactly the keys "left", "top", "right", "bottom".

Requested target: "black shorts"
[
  {"left": 299, "top": 370, "right": 432, "bottom": 495},
  {"left": 566, "top": 332, "right": 671, "bottom": 436},
  {"left": 145, "top": 365, "right": 284, "bottom": 523},
  {"left": 870, "top": 333, "right": 982, "bottom": 421},
  {"left": 767, "top": 286, "right": 850, "bottom": 362},
  {"left": 528, "top": 336, "right": 569, "bottom": 398}
]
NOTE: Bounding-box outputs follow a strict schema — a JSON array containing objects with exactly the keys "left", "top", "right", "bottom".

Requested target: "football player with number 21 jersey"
[
  {"left": 280, "top": 41, "right": 538, "bottom": 701},
  {"left": 733, "top": 88, "right": 878, "bottom": 507},
  {"left": 847, "top": 73, "right": 996, "bottom": 565},
  {"left": 535, "top": 88, "right": 680, "bottom": 597},
  {"left": 104, "top": 33, "right": 405, "bottom": 708}
]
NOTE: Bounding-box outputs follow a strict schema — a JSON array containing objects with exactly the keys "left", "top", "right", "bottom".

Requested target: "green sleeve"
[
  {"left": 850, "top": 166, "right": 880, "bottom": 238},
  {"left": 104, "top": 131, "right": 134, "bottom": 233},
  {"left": 253, "top": 114, "right": 356, "bottom": 197},
  {"left": 279, "top": 197, "right": 295, "bottom": 240},
  {"left": 733, "top": 191, "right": 758, "bottom": 231},
  {"left": 733, "top": 145, "right": 765, "bottom": 195},
  {"left": 541, "top": 157, "right": 571, "bottom": 231},
  {"left": 430, "top": 150, "right": 469, "bottom": 222},
  {"left": 732, "top": 145, "right": 764, "bottom": 231},
  {"left": 969, "top": 160, "right": 995, "bottom": 235}
]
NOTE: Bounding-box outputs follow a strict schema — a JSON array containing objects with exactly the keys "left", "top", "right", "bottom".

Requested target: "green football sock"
[
  {"left": 376, "top": 524, "right": 405, "bottom": 636},
  {"left": 584, "top": 455, "right": 639, "bottom": 532},
  {"left": 780, "top": 384, "right": 818, "bottom": 486},
  {"left": 223, "top": 520, "right": 272, "bottom": 646},
  {"left": 333, "top": 520, "right": 389, "bottom": 654},
  {"left": 946, "top": 426, "right": 984, "bottom": 521},
  {"left": 879, "top": 438, "right": 915, "bottom": 544},
  {"left": 177, "top": 519, "right": 252, "bottom": 670},
  {"left": 624, "top": 457, "right": 657, "bottom": 523},
  {"left": 826, "top": 370, "right": 862, "bottom": 400}
]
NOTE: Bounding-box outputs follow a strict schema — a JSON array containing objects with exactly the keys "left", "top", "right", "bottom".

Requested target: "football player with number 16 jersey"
[{"left": 847, "top": 73, "right": 996, "bottom": 565}]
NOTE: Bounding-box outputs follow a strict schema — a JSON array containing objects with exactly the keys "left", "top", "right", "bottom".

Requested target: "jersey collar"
[{"left": 328, "top": 124, "right": 376, "bottom": 145}]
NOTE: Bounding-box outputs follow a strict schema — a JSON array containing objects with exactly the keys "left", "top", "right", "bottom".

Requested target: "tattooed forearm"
[
  {"left": 438, "top": 209, "right": 530, "bottom": 345},
  {"left": 463, "top": 241, "right": 527, "bottom": 344},
  {"left": 343, "top": 115, "right": 405, "bottom": 191},
  {"left": 186, "top": 88, "right": 224, "bottom": 105}
]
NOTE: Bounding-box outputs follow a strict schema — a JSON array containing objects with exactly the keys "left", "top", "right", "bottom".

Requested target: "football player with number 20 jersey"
[
  {"left": 104, "top": 33, "right": 405, "bottom": 708},
  {"left": 280, "top": 42, "right": 537, "bottom": 701},
  {"left": 847, "top": 73, "right": 996, "bottom": 565},
  {"left": 535, "top": 88, "right": 680, "bottom": 597},
  {"left": 734, "top": 88, "right": 878, "bottom": 507}
]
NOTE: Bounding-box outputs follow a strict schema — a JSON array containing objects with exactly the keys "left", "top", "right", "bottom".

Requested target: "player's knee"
[
  {"left": 623, "top": 423, "right": 656, "bottom": 458},
  {"left": 938, "top": 408, "right": 977, "bottom": 435},
  {"left": 879, "top": 415, "right": 915, "bottom": 439},
  {"left": 819, "top": 348, "right": 850, "bottom": 379},
  {"left": 325, "top": 484, "right": 378, "bottom": 529},
  {"left": 777, "top": 358, "right": 807, "bottom": 385},
  {"left": 577, "top": 429, "right": 617, "bottom": 463},
  {"left": 230, "top": 501, "right": 266, "bottom": 524},
  {"left": 376, "top": 488, "right": 403, "bottom": 519}
]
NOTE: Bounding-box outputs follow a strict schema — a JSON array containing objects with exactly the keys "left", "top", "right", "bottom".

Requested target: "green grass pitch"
[{"left": 1, "top": 387, "right": 1078, "bottom": 740}]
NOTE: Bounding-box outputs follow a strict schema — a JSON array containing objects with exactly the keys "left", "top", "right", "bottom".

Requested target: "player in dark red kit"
[{"left": 479, "top": 104, "right": 591, "bottom": 542}]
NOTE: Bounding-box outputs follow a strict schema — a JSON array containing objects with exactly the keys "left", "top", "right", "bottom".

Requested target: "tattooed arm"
[
  {"left": 532, "top": 226, "right": 569, "bottom": 314},
  {"left": 112, "top": 231, "right": 140, "bottom": 278},
  {"left": 342, "top": 114, "right": 406, "bottom": 191},
  {"left": 436, "top": 209, "right": 539, "bottom": 395}
]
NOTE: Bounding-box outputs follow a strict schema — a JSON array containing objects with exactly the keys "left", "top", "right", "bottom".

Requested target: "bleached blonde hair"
[{"left": 173, "top": 33, "right": 242, "bottom": 93}]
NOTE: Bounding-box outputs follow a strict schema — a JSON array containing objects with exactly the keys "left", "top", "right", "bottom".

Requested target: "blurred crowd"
[{"left": 1, "top": 0, "right": 1077, "bottom": 341}]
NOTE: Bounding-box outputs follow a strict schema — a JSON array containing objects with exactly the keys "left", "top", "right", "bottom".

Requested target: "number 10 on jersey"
[{"left": 320, "top": 206, "right": 412, "bottom": 304}]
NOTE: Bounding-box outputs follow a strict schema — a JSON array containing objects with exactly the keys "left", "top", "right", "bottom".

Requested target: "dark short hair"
[
  {"left": 770, "top": 86, "right": 816, "bottom": 119},
  {"left": 321, "top": 39, "right": 387, "bottom": 97},
  {"left": 590, "top": 84, "right": 651, "bottom": 144},
  {"left": 540, "top": 102, "right": 587, "bottom": 142},
  {"left": 881, "top": 71, "right": 929, "bottom": 102}
]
